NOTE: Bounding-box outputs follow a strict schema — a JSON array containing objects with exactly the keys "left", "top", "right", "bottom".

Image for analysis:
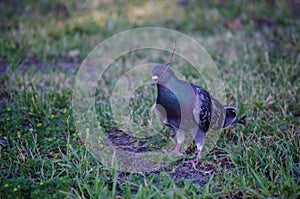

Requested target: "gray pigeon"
[{"left": 151, "top": 64, "right": 245, "bottom": 165}]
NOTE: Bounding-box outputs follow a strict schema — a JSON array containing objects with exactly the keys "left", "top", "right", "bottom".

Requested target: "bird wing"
[{"left": 191, "top": 85, "right": 212, "bottom": 132}]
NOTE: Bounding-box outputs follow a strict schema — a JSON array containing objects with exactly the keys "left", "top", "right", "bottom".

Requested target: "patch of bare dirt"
[{"left": 107, "top": 128, "right": 218, "bottom": 186}]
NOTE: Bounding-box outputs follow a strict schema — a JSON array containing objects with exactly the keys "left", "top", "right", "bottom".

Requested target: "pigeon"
[{"left": 151, "top": 64, "right": 246, "bottom": 165}]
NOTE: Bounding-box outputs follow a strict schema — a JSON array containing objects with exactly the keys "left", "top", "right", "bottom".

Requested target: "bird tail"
[{"left": 223, "top": 107, "right": 246, "bottom": 129}]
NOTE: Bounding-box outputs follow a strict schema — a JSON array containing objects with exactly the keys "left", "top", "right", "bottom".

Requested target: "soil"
[{"left": 107, "top": 128, "right": 217, "bottom": 186}]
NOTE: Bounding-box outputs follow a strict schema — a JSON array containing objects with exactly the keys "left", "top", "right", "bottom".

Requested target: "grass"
[{"left": 0, "top": 0, "right": 299, "bottom": 198}]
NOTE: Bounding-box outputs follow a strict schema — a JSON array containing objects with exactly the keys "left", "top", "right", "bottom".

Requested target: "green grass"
[{"left": 1, "top": 0, "right": 300, "bottom": 198}]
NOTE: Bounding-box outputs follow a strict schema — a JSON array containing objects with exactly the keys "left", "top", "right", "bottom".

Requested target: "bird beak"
[{"left": 151, "top": 75, "right": 158, "bottom": 86}]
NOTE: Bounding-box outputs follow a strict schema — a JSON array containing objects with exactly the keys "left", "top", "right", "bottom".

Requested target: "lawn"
[{"left": 0, "top": 0, "right": 299, "bottom": 198}]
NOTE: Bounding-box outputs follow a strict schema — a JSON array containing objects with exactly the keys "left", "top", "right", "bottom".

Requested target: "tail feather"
[
  {"left": 234, "top": 115, "right": 247, "bottom": 125},
  {"left": 223, "top": 107, "right": 246, "bottom": 129}
]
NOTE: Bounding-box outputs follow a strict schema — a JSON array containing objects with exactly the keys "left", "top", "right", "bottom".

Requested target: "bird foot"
[
  {"left": 170, "top": 143, "right": 183, "bottom": 156},
  {"left": 185, "top": 157, "right": 200, "bottom": 167},
  {"left": 171, "top": 150, "right": 184, "bottom": 156},
  {"left": 185, "top": 149, "right": 201, "bottom": 168}
]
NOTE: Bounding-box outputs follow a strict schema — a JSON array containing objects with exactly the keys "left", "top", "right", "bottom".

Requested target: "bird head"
[{"left": 151, "top": 64, "right": 176, "bottom": 86}]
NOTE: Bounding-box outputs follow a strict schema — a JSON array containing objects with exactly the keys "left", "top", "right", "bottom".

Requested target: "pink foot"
[
  {"left": 171, "top": 143, "right": 183, "bottom": 156},
  {"left": 185, "top": 149, "right": 201, "bottom": 167},
  {"left": 186, "top": 157, "right": 199, "bottom": 166}
]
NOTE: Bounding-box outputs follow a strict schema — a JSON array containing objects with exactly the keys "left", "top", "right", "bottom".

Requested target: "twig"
[
  {"left": 131, "top": 41, "right": 177, "bottom": 103},
  {"left": 166, "top": 41, "right": 177, "bottom": 67},
  {"left": 158, "top": 41, "right": 177, "bottom": 80}
]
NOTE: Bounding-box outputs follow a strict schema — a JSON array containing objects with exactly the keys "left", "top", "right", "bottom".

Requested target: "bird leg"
[
  {"left": 186, "top": 149, "right": 201, "bottom": 166},
  {"left": 170, "top": 130, "right": 185, "bottom": 156},
  {"left": 187, "top": 130, "right": 205, "bottom": 166},
  {"left": 171, "top": 143, "right": 183, "bottom": 156}
]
